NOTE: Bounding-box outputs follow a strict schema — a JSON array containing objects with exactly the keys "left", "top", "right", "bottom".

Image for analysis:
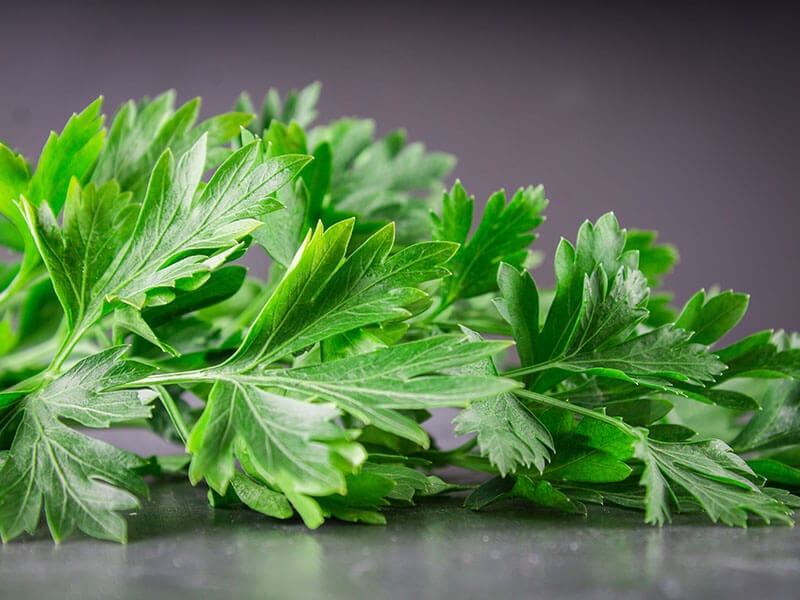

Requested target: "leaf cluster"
[{"left": 0, "top": 83, "right": 797, "bottom": 543}]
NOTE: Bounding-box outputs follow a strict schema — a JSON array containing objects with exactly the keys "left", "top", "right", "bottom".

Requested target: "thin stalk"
[
  {"left": 155, "top": 385, "right": 190, "bottom": 445},
  {"left": 134, "top": 370, "right": 213, "bottom": 387},
  {"left": 515, "top": 388, "right": 634, "bottom": 435},
  {"left": 446, "top": 453, "right": 496, "bottom": 473},
  {"left": 448, "top": 437, "right": 479, "bottom": 455},
  {"left": 106, "top": 419, "right": 151, "bottom": 428},
  {"left": 501, "top": 358, "right": 566, "bottom": 378},
  {"left": 133, "top": 370, "right": 291, "bottom": 388},
  {"left": 49, "top": 327, "right": 87, "bottom": 375},
  {"left": 425, "top": 299, "right": 451, "bottom": 323}
]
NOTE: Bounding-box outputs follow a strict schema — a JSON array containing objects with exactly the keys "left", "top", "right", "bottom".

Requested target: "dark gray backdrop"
[{"left": 2, "top": 1, "right": 798, "bottom": 332}]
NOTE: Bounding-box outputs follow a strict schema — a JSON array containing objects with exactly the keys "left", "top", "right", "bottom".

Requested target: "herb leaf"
[
  {"left": 453, "top": 329, "right": 553, "bottom": 475},
  {"left": 432, "top": 181, "right": 547, "bottom": 310},
  {"left": 268, "top": 335, "right": 517, "bottom": 447},
  {"left": 733, "top": 379, "right": 800, "bottom": 452},
  {"left": 172, "top": 221, "right": 513, "bottom": 505},
  {"left": 92, "top": 91, "right": 251, "bottom": 199},
  {"left": 27, "top": 98, "right": 105, "bottom": 214},
  {"left": 188, "top": 381, "right": 363, "bottom": 497},
  {"left": 228, "top": 220, "right": 455, "bottom": 368},
  {"left": 675, "top": 289, "right": 749, "bottom": 345},
  {"left": 1, "top": 98, "right": 105, "bottom": 307},
  {"left": 1, "top": 84, "right": 797, "bottom": 541},
  {"left": 635, "top": 434, "right": 795, "bottom": 526},
  {"left": 25, "top": 137, "right": 308, "bottom": 345},
  {"left": 560, "top": 325, "right": 725, "bottom": 386},
  {"left": 0, "top": 348, "right": 153, "bottom": 542}
]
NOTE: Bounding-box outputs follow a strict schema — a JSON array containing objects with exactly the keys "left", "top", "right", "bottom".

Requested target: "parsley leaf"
[
  {"left": 467, "top": 212, "right": 796, "bottom": 525},
  {"left": 0, "top": 98, "right": 105, "bottom": 307},
  {"left": 319, "top": 119, "right": 455, "bottom": 243},
  {"left": 227, "top": 220, "right": 454, "bottom": 368},
  {"left": 137, "top": 221, "right": 514, "bottom": 526},
  {"left": 27, "top": 98, "right": 106, "bottom": 215},
  {"left": 431, "top": 181, "right": 547, "bottom": 311},
  {"left": 624, "top": 229, "right": 678, "bottom": 288},
  {"left": 24, "top": 136, "right": 309, "bottom": 359},
  {"left": 634, "top": 434, "right": 794, "bottom": 526},
  {"left": 268, "top": 334, "right": 516, "bottom": 446},
  {"left": 675, "top": 289, "right": 749, "bottom": 345},
  {"left": 238, "top": 82, "right": 321, "bottom": 132},
  {"left": 92, "top": 91, "right": 252, "bottom": 200},
  {"left": 188, "top": 380, "right": 363, "bottom": 498},
  {"left": 0, "top": 348, "right": 153, "bottom": 542},
  {"left": 517, "top": 389, "right": 793, "bottom": 526},
  {"left": 733, "top": 379, "right": 800, "bottom": 453},
  {"left": 240, "top": 84, "right": 455, "bottom": 250},
  {"left": 453, "top": 328, "right": 554, "bottom": 476}
]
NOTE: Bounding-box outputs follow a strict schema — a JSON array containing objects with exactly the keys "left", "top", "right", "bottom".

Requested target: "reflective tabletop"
[{"left": 1, "top": 480, "right": 799, "bottom": 599}]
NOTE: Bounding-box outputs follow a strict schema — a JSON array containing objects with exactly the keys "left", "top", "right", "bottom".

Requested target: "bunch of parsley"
[{"left": 0, "top": 84, "right": 798, "bottom": 543}]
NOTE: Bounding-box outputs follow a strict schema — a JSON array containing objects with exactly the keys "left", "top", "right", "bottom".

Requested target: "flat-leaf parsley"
[{"left": 0, "top": 84, "right": 797, "bottom": 542}]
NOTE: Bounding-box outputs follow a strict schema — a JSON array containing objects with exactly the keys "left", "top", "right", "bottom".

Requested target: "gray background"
[{"left": 2, "top": 1, "right": 798, "bottom": 334}]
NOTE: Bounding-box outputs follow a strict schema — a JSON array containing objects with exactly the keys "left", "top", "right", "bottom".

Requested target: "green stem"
[
  {"left": 501, "top": 358, "right": 566, "bottom": 378},
  {"left": 426, "top": 299, "right": 451, "bottom": 322},
  {"left": 515, "top": 389, "right": 634, "bottom": 435},
  {"left": 107, "top": 419, "right": 150, "bottom": 428},
  {"left": 135, "top": 370, "right": 212, "bottom": 387},
  {"left": 155, "top": 385, "right": 190, "bottom": 445},
  {"left": 47, "top": 299, "right": 109, "bottom": 375},
  {"left": 446, "top": 453, "right": 496, "bottom": 473},
  {"left": 133, "top": 369, "right": 292, "bottom": 388},
  {"left": 49, "top": 327, "right": 87, "bottom": 375},
  {"left": 449, "top": 437, "right": 479, "bottom": 455},
  {"left": 0, "top": 207, "right": 45, "bottom": 311}
]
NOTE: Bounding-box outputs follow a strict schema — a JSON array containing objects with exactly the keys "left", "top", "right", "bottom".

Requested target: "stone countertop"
[{"left": 1, "top": 481, "right": 798, "bottom": 599}]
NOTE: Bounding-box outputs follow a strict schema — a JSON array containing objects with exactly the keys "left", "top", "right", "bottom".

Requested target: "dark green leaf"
[
  {"left": 537, "top": 213, "right": 636, "bottom": 361},
  {"left": 453, "top": 329, "right": 552, "bottom": 475},
  {"left": 675, "top": 290, "right": 749, "bottom": 345},
  {"left": 634, "top": 434, "right": 793, "bottom": 526},
  {"left": 432, "top": 181, "right": 546, "bottom": 308},
  {"left": 560, "top": 326, "right": 725, "bottom": 386},
  {"left": 230, "top": 473, "right": 294, "bottom": 519},
  {"left": 26, "top": 138, "right": 308, "bottom": 342},
  {"left": 187, "top": 380, "right": 364, "bottom": 497},
  {"left": 733, "top": 379, "right": 800, "bottom": 452},
  {"left": 495, "top": 263, "right": 539, "bottom": 370},
  {"left": 263, "top": 335, "right": 518, "bottom": 447},
  {"left": 465, "top": 475, "right": 583, "bottom": 514},
  {"left": 747, "top": 459, "right": 800, "bottom": 488}
]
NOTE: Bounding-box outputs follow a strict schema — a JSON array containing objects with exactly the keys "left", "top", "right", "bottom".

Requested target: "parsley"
[{"left": 0, "top": 85, "right": 797, "bottom": 543}]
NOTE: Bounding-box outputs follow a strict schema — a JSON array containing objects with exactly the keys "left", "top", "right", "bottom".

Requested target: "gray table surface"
[{"left": 1, "top": 480, "right": 798, "bottom": 599}]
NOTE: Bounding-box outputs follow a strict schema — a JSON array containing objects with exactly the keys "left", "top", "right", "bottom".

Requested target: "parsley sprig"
[{"left": 0, "top": 84, "right": 797, "bottom": 542}]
